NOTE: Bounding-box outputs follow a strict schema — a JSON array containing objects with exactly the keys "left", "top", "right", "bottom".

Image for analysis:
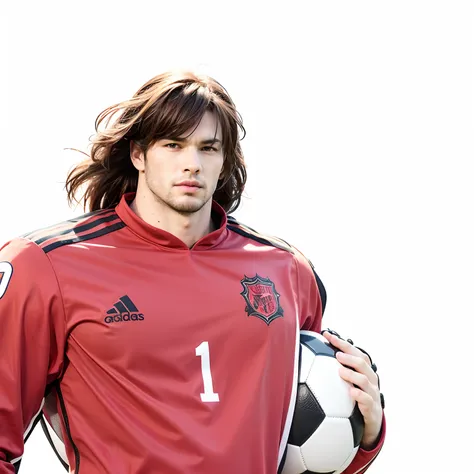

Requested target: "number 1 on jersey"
[{"left": 195, "top": 341, "right": 220, "bottom": 402}]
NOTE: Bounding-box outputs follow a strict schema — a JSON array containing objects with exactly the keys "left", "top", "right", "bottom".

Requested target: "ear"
[{"left": 130, "top": 141, "right": 146, "bottom": 172}]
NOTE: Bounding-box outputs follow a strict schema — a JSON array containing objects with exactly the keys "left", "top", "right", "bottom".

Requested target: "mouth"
[{"left": 175, "top": 180, "right": 203, "bottom": 192}]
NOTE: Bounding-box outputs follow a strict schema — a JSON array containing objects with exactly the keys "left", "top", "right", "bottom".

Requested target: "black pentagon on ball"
[
  {"left": 300, "top": 333, "right": 337, "bottom": 358},
  {"left": 349, "top": 403, "right": 364, "bottom": 447},
  {"left": 288, "top": 383, "right": 326, "bottom": 446}
]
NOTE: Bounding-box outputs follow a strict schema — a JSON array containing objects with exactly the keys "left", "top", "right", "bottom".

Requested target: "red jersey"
[{"left": 0, "top": 193, "right": 385, "bottom": 474}]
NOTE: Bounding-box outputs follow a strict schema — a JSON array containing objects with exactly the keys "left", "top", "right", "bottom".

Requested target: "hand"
[{"left": 322, "top": 331, "right": 383, "bottom": 450}]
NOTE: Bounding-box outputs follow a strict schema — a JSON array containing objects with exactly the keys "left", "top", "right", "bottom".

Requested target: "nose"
[{"left": 182, "top": 147, "right": 202, "bottom": 174}]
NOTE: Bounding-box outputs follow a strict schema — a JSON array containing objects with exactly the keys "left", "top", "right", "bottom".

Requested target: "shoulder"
[
  {"left": 20, "top": 208, "right": 124, "bottom": 254},
  {"left": 227, "top": 215, "right": 315, "bottom": 272},
  {"left": 0, "top": 237, "right": 46, "bottom": 265},
  {"left": 0, "top": 238, "right": 57, "bottom": 299},
  {"left": 227, "top": 215, "right": 327, "bottom": 311},
  {"left": 226, "top": 215, "right": 295, "bottom": 254},
  {"left": 0, "top": 209, "right": 123, "bottom": 293}
]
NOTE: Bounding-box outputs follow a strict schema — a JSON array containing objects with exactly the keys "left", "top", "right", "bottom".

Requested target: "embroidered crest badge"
[{"left": 240, "top": 274, "right": 284, "bottom": 325}]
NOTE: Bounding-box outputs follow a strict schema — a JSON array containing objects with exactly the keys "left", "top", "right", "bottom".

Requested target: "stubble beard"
[
  {"left": 167, "top": 197, "right": 209, "bottom": 215},
  {"left": 152, "top": 189, "right": 212, "bottom": 216}
]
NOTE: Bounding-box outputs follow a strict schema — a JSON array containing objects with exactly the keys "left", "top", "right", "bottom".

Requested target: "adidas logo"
[{"left": 104, "top": 295, "right": 145, "bottom": 323}]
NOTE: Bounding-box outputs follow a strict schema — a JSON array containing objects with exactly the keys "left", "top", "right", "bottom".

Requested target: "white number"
[
  {"left": 195, "top": 341, "right": 220, "bottom": 402},
  {"left": 0, "top": 262, "right": 13, "bottom": 299}
]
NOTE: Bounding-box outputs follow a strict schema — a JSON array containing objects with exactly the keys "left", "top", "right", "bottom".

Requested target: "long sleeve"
[
  {"left": 295, "top": 251, "right": 385, "bottom": 474},
  {"left": 340, "top": 418, "right": 386, "bottom": 474},
  {"left": 0, "top": 239, "right": 66, "bottom": 473}
]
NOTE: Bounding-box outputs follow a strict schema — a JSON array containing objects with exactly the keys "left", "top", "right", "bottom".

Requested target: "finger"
[
  {"left": 324, "top": 332, "right": 354, "bottom": 352},
  {"left": 325, "top": 332, "right": 371, "bottom": 365},
  {"left": 338, "top": 366, "right": 376, "bottom": 399},
  {"left": 348, "top": 387, "right": 376, "bottom": 418},
  {"left": 319, "top": 331, "right": 331, "bottom": 344},
  {"left": 336, "top": 351, "right": 378, "bottom": 385},
  {"left": 349, "top": 387, "right": 384, "bottom": 449}
]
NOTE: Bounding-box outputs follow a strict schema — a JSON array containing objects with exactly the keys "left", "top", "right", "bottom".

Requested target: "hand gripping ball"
[{"left": 280, "top": 331, "right": 364, "bottom": 474}]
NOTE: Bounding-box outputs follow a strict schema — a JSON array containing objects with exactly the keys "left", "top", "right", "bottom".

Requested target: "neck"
[{"left": 129, "top": 194, "right": 215, "bottom": 248}]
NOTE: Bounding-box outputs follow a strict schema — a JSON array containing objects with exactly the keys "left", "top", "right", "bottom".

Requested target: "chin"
[{"left": 169, "top": 198, "right": 208, "bottom": 214}]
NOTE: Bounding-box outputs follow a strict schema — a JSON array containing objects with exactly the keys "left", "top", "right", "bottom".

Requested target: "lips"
[{"left": 175, "top": 180, "right": 202, "bottom": 188}]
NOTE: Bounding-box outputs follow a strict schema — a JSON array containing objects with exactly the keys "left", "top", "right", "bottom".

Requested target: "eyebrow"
[{"left": 165, "top": 137, "right": 222, "bottom": 145}]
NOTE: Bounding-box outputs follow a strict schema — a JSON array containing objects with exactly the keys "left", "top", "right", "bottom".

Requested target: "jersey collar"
[{"left": 115, "top": 193, "right": 228, "bottom": 250}]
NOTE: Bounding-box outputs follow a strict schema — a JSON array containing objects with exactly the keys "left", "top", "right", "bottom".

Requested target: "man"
[{"left": 0, "top": 71, "right": 385, "bottom": 473}]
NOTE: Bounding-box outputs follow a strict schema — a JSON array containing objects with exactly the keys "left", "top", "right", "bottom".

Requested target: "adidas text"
[{"left": 105, "top": 312, "right": 145, "bottom": 323}]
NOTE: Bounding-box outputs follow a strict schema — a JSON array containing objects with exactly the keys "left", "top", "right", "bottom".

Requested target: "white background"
[{"left": 1, "top": 1, "right": 474, "bottom": 473}]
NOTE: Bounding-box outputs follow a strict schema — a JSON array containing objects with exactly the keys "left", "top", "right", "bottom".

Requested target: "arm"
[
  {"left": 0, "top": 239, "right": 66, "bottom": 473},
  {"left": 323, "top": 330, "right": 386, "bottom": 474},
  {"left": 295, "top": 252, "right": 385, "bottom": 474}
]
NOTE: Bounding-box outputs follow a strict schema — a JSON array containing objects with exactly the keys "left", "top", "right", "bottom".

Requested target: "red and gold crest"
[{"left": 240, "top": 274, "right": 284, "bottom": 325}]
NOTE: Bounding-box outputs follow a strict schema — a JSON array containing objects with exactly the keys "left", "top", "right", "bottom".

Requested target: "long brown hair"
[{"left": 65, "top": 71, "right": 247, "bottom": 213}]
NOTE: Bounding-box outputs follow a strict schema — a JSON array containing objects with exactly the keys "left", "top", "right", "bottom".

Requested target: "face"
[{"left": 131, "top": 111, "right": 224, "bottom": 215}]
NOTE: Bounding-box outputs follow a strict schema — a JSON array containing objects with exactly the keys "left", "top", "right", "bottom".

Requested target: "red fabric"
[
  {"left": 341, "top": 416, "right": 386, "bottom": 473},
  {"left": 0, "top": 193, "right": 384, "bottom": 473}
]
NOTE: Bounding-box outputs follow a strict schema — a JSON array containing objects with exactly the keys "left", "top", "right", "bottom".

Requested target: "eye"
[
  {"left": 165, "top": 143, "right": 180, "bottom": 149},
  {"left": 202, "top": 146, "right": 218, "bottom": 152}
]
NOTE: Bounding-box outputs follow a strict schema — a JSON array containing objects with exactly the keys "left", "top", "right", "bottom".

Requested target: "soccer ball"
[{"left": 280, "top": 330, "right": 364, "bottom": 474}]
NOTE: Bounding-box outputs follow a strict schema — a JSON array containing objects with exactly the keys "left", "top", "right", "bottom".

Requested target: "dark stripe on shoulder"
[
  {"left": 35, "top": 213, "right": 119, "bottom": 245},
  {"left": 22, "top": 209, "right": 114, "bottom": 242},
  {"left": 42, "top": 221, "right": 126, "bottom": 253},
  {"left": 227, "top": 221, "right": 294, "bottom": 254}
]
